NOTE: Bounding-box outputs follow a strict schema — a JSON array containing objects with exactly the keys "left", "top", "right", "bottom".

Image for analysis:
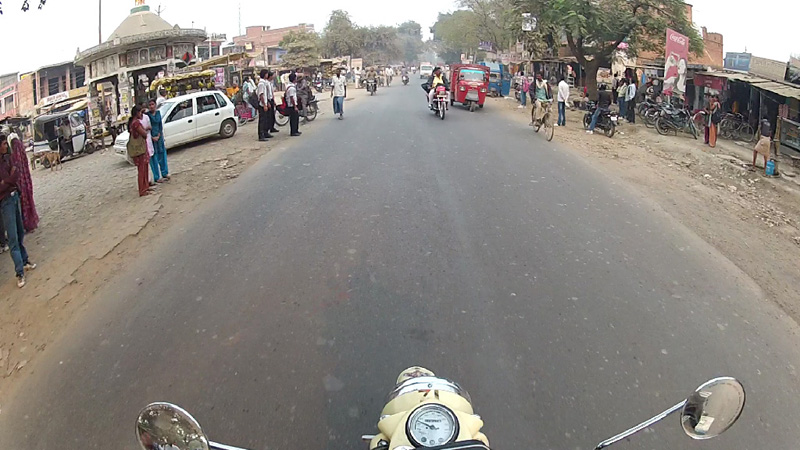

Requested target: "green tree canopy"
[
  {"left": 397, "top": 21, "right": 424, "bottom": 64},
  {"left": 523, "top": 0, "right": 703, "bottom": 95},
  {"left": 322, "top": 10, "right": 362, "bottom": 58},
  {"left": 279, "top": 30, "right": 321, "bottom": 68},
  {"left": 431, "top": 11, "right": 481, "bottom": 64}
]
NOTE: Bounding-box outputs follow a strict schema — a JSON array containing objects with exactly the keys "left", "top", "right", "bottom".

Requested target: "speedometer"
[{"left": 406, "top": 404, "right": 459, "bottom": 447}]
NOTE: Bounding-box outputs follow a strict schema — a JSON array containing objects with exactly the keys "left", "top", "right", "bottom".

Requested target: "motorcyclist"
[
  {"left": 426, "top": 67, "right": 449, "bottom": 108},
  {"left": 296, "top": 72, "right": 314, "bottom": 118},
  {"left": 366, "top": 67, "right": 378, "bottom": 91},
  {"left": 586, "top": 83, "right": 612, "bottom": 134}
]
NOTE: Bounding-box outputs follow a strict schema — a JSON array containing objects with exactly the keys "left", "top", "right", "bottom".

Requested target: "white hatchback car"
[{"left": 115, "top": 90, "right": 237, "bottom": 163}]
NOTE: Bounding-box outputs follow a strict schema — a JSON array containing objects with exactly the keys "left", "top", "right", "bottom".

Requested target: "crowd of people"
[{"left": 0, "top": 129, "right": 39, "bottom": 288}]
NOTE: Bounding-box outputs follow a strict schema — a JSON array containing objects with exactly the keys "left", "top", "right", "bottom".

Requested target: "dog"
[{"left": 40, "top": 151, "right": 62, "bottom": 171}]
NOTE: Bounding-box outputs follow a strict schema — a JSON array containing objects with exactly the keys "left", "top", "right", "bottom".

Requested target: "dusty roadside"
[
  {"left": 494, "top": 96, "right": 800, "bottom": 326},
  {"left": 0, "top": 88, "right": 367, "bottom": 401}
]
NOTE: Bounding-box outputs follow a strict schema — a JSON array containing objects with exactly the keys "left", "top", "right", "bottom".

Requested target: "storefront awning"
[
  {"left": 751, "top": 81, "right": 800, "bottom": 101},
  {"left": 695, "top": 71, "right": 800, "bottom": 100}
]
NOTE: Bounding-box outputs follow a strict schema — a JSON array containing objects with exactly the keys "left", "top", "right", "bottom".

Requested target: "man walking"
[
  {"left": 286, "top": 73, "right": 301, "bottom": 137},
  {"left": 257, "top": 69, "right": 272, "bottom": 141},
  {"left": 0, "top": 134, "right": 36, "bottom": 288},
  {"left": 617, "top": 79, "right": 628, "bottom": 119},
  {"left": 557, "top": 76, "right": 569, "bottom": 127},
  {"left": 331, "top": 68, "right": 347, "bottom": 119}
]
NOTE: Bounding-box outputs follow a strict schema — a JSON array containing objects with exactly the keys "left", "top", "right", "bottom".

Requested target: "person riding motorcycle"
[
  {"left": 426, "top": 67, "right": 450, "bottom": 108},
  {"left": 366, "top": 67, "right": 378, "bottom": 91}
]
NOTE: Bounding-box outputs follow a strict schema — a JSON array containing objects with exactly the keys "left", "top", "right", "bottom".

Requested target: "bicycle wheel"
[
  {"left": 737, "top": 124, "right": 755, "bottom": 143},
  {"left": 542, "top": 113, "right": 554, "bottom": 141},
  {"left": 718, "top": 119, "right": 734, "bottom": 139},
  {"left": 305, "top": 104, "right": 318, "bottom": 122},
  {"left": 692, "top": 111, "right": 706, "bottom": 132}
]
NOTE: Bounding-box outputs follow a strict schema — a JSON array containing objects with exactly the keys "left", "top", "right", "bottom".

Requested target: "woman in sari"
[
  {"left": 128, "top": 106, "right": 152, "bottom": 197},
  {"left": 6, "top": 131, "right": 39, "bottom": 232}
]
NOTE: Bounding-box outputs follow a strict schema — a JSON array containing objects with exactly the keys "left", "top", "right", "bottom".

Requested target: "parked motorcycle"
[
  {"left": 583, "top": 101, "right": 618, "bottom": 137},
  {"left": 402, "top": 75, "right": 410, "bottom": 86},
  {"left": 366, "top": 79, "right": 378, "bottom": 96},
  {"left": 135, "top": 367, "right": 745, "bottom": 450},
  {"left": 656, "top": 105, "right": 698, "bottom": 139},
  {"left": 313, "top": 80, "right": 324, "bottom": 93}
]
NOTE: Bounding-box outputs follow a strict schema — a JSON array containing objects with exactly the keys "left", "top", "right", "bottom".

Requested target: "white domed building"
[{"left": 75, "top": 1, "right": 206, "bottom": 130}]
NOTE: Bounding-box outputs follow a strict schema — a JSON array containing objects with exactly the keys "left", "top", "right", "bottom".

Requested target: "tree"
[
  {"left": 458, "top": 0, "right": 521, "bottom": 54},
  {"left": 430, "top": 11, "right": 480, "bottom": 64},
  {"left": 279, "top": 30, "right": 321, "bottom": 68},
  {"left": 321, "top": 10, "right": 361, "bottom": 58},
  {"left": 397, "top": 21, "right": 424, "bottom": 64},
  {"left": 526, "top": 0, "right": 703, "bottom": 96},
  {"left": 358, "top": 26, "right": 402, "bottom": 66}
]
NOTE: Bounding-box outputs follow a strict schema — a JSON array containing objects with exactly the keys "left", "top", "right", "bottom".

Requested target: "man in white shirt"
[
  {"left": 242, "top": 77, "right": 256, "bottom": 119},
  {"left": 384, "top": 67, "right": 393, "bottom": 86},
  {"left": 626, "top": 80, "right": 637, "bottom": 123},
  {"left": 330, "top": 68, "right": 347, "bottom": 119},
  {"left": 156, "top": 88, "right": 167, "bottom": 108},
  {"left": 557, "top": 76, "right": 570, "bottom": 127},
  {"left": 256, "top": 69, "right": 272, "bottom": 141},
  {"left": 265, "top": 71, "right": 279, "bottom": 134},
  {"left": 354, "top": 67, "right": 361, "bottom": 88},
  {"left": 286, "top": 73, "right": 301, "bottom": 136}
]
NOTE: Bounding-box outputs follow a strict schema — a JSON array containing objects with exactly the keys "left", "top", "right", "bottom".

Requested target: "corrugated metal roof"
[
  {"left": 696, "top": 71, "right": 800, "bottom": 100},
  {"left": 750, "top": 81, "right": 800, "bottom": 100}
]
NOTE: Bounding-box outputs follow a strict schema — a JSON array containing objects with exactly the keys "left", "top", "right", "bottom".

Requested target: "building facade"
[
  {"left": 232, "top": 24, "right": 314, "bottom": 66},
  {"left": 75, "top": 1, "right": 206, "bottom": 128}
]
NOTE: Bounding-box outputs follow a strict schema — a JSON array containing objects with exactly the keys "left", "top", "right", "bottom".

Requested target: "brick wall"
[
  {"left": 15, "top": 75, "right": 35, "bottom": 118},
  {"left": 233, "top": 24, "right": 314, "bottom": 54}
]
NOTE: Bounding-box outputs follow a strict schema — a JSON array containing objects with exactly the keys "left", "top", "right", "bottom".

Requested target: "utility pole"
[
  {"left": 155, "top": 4, "right": 165, "bottom": 16},
  {"left": 98, "top": 0, "right": 102, "bottom": 44},
  {"left": 238, "top": 3, "right": 242, "bottom": 36}
]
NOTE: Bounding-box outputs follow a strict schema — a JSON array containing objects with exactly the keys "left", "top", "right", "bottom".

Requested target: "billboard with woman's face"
[{"left": 663, "top": 28, "right": 689, "bottom": 97}]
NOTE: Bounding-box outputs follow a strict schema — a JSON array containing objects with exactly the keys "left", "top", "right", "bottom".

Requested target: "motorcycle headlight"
[{"left": 406, "top": 404, "right": 459, "bottom": 448}]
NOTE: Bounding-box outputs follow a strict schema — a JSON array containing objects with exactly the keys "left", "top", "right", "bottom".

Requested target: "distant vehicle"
[
  {"left": 419, "top": 63, "right": 434, "bottom": 79},
  {"left": 114, "top": 90, "right": 237, "bottom": 164}
]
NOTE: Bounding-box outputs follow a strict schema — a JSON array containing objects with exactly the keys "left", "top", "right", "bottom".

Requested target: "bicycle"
[
  {"left": 718, "top": 113, "right": 755, "bottom": 143},
  {"left": 532, "top": 100, "right": 554, "bottom": 141}
]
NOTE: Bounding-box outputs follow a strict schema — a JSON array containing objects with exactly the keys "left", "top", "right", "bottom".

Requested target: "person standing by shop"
[
  {"left": 556, "top": 76, "right": 569, "bottom": 127},
  {"left": 617, "top": 79, "right": 628, "bottom": 119},
  {"left": 625, "top": 79, "right": 637, "bottom": 123},
  {"left": 256, "top": 69, "right": 272, "bottom": 141},
  {"left": 127, "top": 106, "right": 151, "bottom": 197},
  {"left": 105, "top": 111, "right": 117, "bottom": 146},
  {"left": 518, "top": 73, "right": 529, "bottom": 109},
  {"left": 705, "top": 94, "right": 721, "bottom": 148},
  {"left": 0, "top": 133, "right": 37, "bottom": 288},
  {"left": 139, "top": 103, "right": 156, "bottom": 185},
  {"left": 331, "top": 68, "right": 347, "bottom": 119},
  {"left": 286, "top": 73, "right": 301, "bottom": 137},
  {"left": 147, "top": 100, "right": 170, "bottom": 182}
]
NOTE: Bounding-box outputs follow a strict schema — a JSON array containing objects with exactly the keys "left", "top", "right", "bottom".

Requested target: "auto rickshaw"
[
  {"left": 32, "top": 111, "right": 98, "bottom": 167},
  {"left": 450, "top": 64, "right": 491, "bottom": 112}
]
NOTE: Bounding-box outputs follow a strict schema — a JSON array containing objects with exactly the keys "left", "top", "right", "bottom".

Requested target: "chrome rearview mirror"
[
  {"left": 681, "top": 377, "right": 745, "bottom": 439},
  {"left": 595, "top": 377, "right": 745, "bottom": 449},
  {"left": 136, "top": 402, "right": 210, "bottom": 450}
]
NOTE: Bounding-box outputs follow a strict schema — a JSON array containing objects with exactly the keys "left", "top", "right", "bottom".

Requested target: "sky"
[{"left": 0, "top": 0, "right": 797, "bottom": 75}]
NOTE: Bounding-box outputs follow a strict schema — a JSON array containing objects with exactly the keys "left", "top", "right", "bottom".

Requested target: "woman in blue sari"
[{"left": 147, "top": 99, "right": 170, "bottom": 182}]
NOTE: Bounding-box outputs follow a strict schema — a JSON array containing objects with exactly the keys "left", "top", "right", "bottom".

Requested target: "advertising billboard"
[{"left": 663, "top": 28, "right": 689, "bottom": 97}]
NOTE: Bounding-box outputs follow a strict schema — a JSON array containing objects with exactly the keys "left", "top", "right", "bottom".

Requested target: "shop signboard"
[
  {"left": 724, "top": 52, "right": 751, "bottom": 72},
  {"left": 663, "top": 28, "right": 689, "bottom": 97},
  {"left": 750, "top": 56, "right": 787, "bottom": 81},
  {"left": 214, "top": 68, "right": 225, "bottom": 88},
  {"left": 693, "top": 73, "right": 727, "bottom": 91}
]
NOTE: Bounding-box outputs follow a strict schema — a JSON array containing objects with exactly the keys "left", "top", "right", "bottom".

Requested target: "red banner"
[
  {"left": 693, "top": 74, "right": 727, "bottom": 91},
  {"left": 663, "top": 28, "right": 689, "bottom": 97}
]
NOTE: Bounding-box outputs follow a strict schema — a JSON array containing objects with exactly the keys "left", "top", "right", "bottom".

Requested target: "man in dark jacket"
[
  {"left": 586, "top": 84, "right": 612, "bottom": 134},
  {"left": 0, "top": 134, "right": 36, "bottom": 288}
]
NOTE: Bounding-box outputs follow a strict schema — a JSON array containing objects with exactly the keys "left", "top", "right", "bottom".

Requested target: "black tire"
[
  {"left": 469, "top": 102, "right": 476, "bottom": 112},
  {"left": 450, "top": 98, "right": 454, "bottom": 106},
  {"left": 238, "top": 116, "right": 247, "bottom": 127},
  {"left": 370, "top": 89, "right": 375, "bottom": 96},
  {"left": 739, "top": 124, "right": 755, "bottom": 143},
  {"left": 544, "top": 123, "right": 554, "bottom": 141},
  {"left": 85, "top": 142, "right": 96, "bottom": 155},
  {"left": 479, "top": 104, "right": 483, "bottom": 108},
  {"left": 440, "top": 104, "right": 446, "bottom": 120},
  {"left": 220, "top": 119, "right": 237, "bottom": 138},
  {"left": 583, "top": 114, "right": 591, "bottom": 130},
  {"left": 305, "top": 104, "right": 318, "bottom": 122},
  {"left": 655, "top": 117, "right": 671, "bottom": 136},
  {"left": 604, "top": 123, "right": 616, "bottom": 138},
  {"left": 275, "top": 111, "right": 289, "bottom": 127}
]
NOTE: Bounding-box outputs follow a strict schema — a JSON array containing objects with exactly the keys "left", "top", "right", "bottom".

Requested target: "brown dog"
[{"left": 41, "top": 151, "right": 62, "bottom": 171}]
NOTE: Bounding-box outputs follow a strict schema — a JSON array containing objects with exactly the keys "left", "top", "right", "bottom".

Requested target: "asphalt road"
[{"left": 3, "top": 82, "right": 800, "bottom": 450}]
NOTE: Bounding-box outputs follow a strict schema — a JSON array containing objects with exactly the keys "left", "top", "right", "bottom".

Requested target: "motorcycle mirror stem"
[{"left": 593, "top": 400, "right": 686, "bottom": 449}]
